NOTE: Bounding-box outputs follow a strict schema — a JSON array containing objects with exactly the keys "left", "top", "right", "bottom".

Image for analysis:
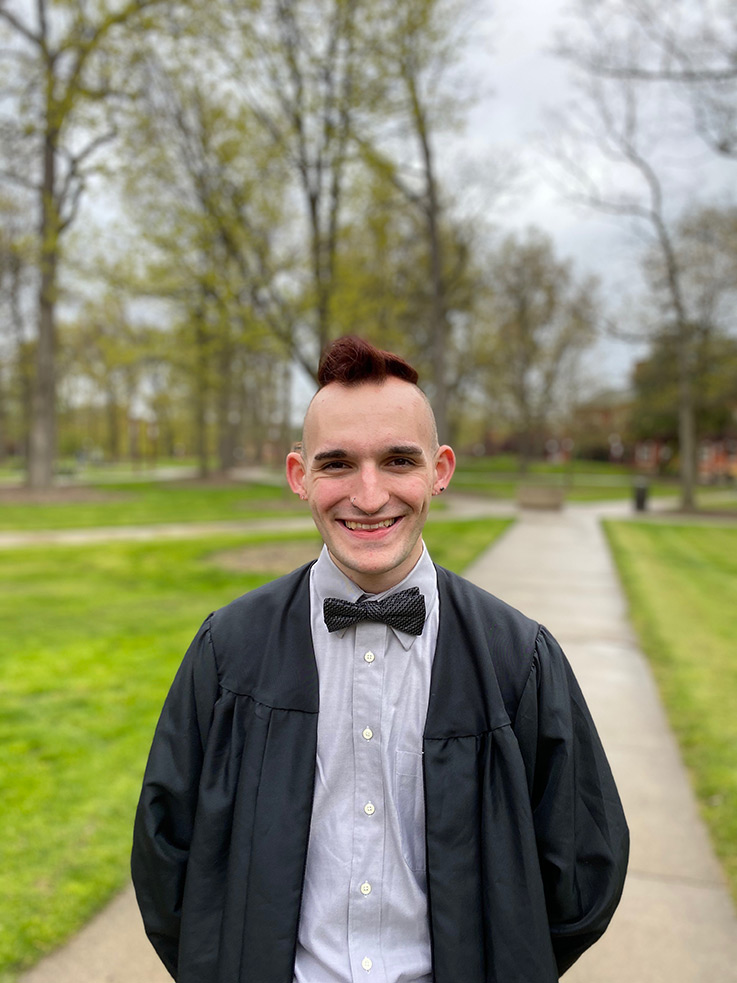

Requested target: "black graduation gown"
[{"left": 131, "top": 563, "right": 629, "bottom": 983}]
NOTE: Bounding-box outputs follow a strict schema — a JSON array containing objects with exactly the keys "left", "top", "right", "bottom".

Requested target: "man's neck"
[{"left": 327, "top": 544, "right": 425, "bottom": 595}]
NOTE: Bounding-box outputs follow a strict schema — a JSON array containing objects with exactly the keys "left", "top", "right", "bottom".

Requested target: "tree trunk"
[
  {"left": 106, "top": 390, "right": 120, "bottom": 461},
  {"left": 662, "top": 227, "right": 697, "bottom": 511},
  {"left": 411, "top": 73, "right": 448, "bottom": 443},
  {"left": 677, "top": 342, "right": 697, "bottom": 510},
  {"left": 427, "top": 196, "right": 448, "bottom": 443},
  {"left": 280, "top": 359, "right": 292, "bottom": 459},
  {"left": 517, "top": 429, "right": 531, "bottom": 475},
  {"left": 0, "top": 372, "right": 7, "bottom": 463},
  {"left": 128, "top": 417, "right": 141, "bottom": 468},
  {"left": 309, "top": 193, "right": 331, "bottom": 356},
  {"left": 216, "top": 335, "right": 235, "bottom": 473},
  {"left": 19, "top": 349, "right": 34, "bottom": 463},
  {"left": 28, "top": 130, "right": 58, "bottom": 488},
  {"left": 190, "top": 309, "right": 210, "bottom": 478},
  {"left": 195, "top": 403, "right": 209, "bottom": 478},
  {"left": 158, "top": 406, "right": 176, "bottom": 459}
]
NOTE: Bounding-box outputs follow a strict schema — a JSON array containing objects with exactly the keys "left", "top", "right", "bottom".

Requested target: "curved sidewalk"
[{"left": 18, "top": 502, "right": 737, "bottom": 982}]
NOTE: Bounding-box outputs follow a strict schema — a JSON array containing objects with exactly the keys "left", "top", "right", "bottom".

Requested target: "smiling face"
[{"left": 286, "top": 378, "right": 455, "bottom": 593}]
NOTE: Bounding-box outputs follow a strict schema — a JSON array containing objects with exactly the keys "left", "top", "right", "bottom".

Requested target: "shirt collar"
[{"left": 311, "top": 544, "right": 437, "bottom": 650}]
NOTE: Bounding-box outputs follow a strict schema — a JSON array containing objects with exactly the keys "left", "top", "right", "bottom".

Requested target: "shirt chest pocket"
[{"left": 394, "top": 749, "right": 426, "bottom": 872}]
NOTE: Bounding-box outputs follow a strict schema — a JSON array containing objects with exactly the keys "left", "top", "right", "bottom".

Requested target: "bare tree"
[
  {"left": 551, "top": 13, "right": 721, "bottom": 508},
  {"left": 216, "top": 0, "right": 364, "bottom": 366},
  {"left": 0, "top": 0, "right": 168, "bottom": 487},
  {"left": 558, "top": 0, "right": 737, "bottom": 157}
]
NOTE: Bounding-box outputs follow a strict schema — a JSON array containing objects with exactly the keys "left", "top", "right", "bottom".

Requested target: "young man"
[{"left": 132, "top": 336, "right": 628, "bottom": 983}]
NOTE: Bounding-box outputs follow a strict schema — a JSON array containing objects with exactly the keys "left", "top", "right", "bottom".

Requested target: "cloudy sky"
[
  {"left": 463, "top": 0, "right": 593, "bottom": 252},
  {"left": 448, "top": 0, "right": 736, "bottom": 390}
]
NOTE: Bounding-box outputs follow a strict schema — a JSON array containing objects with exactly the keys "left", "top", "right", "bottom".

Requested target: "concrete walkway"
[
  {"left": 17, "top": 500, "right": 737, "bottom": 982},
  {"left": 465, "top": 504, "right": 737, "bottom": 983}
]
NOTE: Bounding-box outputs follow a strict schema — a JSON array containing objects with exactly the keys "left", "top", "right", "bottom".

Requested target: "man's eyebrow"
[
  {"left": 387, "top": 444, "right": 425, "bottom": 457},
  {"left": 312, "top": 449, "right": 349, "bottom": 462},
  {"left": 311, "top": 445, "right": 425, "bottom": 462}
]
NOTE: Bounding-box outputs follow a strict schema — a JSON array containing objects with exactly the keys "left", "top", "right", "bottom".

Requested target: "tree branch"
[
  {"left": 56, "top": 126, "right": 117, "bottom": 232},
  {"left": 0, "top": 2, "right": 42, "bottom": 47}
]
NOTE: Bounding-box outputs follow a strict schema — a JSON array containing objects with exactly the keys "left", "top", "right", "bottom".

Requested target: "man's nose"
[{"left": 350, "top": 466, "right": 390, "bottom": 514}]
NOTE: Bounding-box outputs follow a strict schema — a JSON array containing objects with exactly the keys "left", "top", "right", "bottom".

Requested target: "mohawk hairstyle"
[{"left": 317, "top": 335, "right": 419, "bottom": 387}]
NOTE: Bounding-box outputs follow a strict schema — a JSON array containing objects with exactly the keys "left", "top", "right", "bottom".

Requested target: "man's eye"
[
  {"left": 322, "top": 461, "right": 348, "bottom": 470},
  {"left": 390, "top": 458, "right": 414, "bottom": 467}
]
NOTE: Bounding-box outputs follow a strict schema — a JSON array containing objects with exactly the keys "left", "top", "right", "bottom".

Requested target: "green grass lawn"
[
  {"left": 450, "top": 474, "right": 681, "bottom": 503},
  {"left": 0, "top": 481, "right": 306, "bottom": 531},
  {"left": 451, "top": 456, "right": 681, "bottom": 503},
  {"left": 697, "top": 488, "right": 737, "bottom": 511},
  {"left": 604, "top": 521, "right": 737, "bottom": 904},
  {"left": 0, "top": 516, "right": 511, "bottom": 980},
  {"left": 455, "top": 454, "right": 634, "bottom": 475}
]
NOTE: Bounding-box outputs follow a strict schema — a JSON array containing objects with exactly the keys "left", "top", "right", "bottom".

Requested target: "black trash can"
[{"left": 633, "top": 478, "right": 648, "bottom": 512}]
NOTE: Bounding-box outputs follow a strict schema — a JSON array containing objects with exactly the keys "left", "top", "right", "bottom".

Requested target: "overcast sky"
[{"left": 447, "top": 0, "right": 736, "bottom": 392}]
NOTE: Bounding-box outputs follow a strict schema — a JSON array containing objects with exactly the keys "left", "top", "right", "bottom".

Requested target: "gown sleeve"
[
  {"left": 131, "top": 618, "right": 220, "bottom": 979},
  {"left": 513, "top": 626, "right": 629, "bottom": 976}
]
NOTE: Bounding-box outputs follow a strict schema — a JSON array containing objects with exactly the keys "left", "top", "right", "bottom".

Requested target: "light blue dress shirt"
[{"left": 293, "top": 545, "right": 440, "bottom": 983}]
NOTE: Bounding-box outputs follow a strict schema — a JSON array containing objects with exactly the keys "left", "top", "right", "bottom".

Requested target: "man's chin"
[{"left": 327, "top": 543, "right": 421, "bottom": 591}]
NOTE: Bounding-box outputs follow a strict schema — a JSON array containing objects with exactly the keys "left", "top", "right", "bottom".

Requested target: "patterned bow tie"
[{"left": 323, "top": 586, "right": 426, "bottom": 636}]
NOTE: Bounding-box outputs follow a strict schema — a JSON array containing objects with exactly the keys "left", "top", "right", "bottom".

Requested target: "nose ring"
[{"left": 351, "top": 496, "right": 357, "bottom": 506}]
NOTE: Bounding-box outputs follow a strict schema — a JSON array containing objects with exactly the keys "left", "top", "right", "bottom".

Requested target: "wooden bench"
[{"left": 516, "top": 484, "right": 565, "bottom": 510}]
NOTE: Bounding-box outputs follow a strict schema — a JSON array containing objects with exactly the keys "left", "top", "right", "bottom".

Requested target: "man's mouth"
[{"left": 342, "top": 518, "right": 398, "bottom": 531}]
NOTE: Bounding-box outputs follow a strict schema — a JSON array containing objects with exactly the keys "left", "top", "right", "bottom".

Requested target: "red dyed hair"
[{"left": 317, "top": 336, "right": 419, "bottom": 387}]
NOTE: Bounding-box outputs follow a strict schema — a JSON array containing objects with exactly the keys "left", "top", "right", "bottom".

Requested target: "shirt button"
[
  {"left": 360, "top": 881, "right": 372, "bottom": 895},
  {"left": 362, "top": 956, "right": 373, "bottom": 971},
  {"left": 364, "top": 651, "right": 375, "bottom": 664},
  {"left": 362, "top": 727, "right": 373, "bottom": 741},
  {"left": 364, "top": 801, "right": 375, "bottom": 816}
]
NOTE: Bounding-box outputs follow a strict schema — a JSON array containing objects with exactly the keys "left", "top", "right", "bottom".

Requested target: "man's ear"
[
  {"left": 434, "top": 445, "right": 456, "bottom": 494},
  {"left": 286, "top": 451, "right": 308, "bottom": 500}
]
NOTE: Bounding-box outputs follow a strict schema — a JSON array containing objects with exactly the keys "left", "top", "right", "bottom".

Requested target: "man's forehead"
[
  {"left": 305, "top": 379, "right": 429, "bottom": 425},
  {"left": 310, "top": 377, "right": 421, "bottom": 408},
  {"left": 303, "top": 378, "right": 433, "bottom": 453}
]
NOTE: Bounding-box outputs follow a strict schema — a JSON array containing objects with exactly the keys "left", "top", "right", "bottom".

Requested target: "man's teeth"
[{"left": 344, "top": 518, "right": 396, "bottom": 531}]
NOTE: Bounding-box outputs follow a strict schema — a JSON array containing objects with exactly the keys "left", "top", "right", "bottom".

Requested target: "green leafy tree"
[
  {"left": 631, "top": 335, "right": 737, "bottom": 443},
  {"left": 354, "top": 0, "right": 477, "bottom": 440},
  {"left": 221, "top": 0, "right": 478, "bottom": 406},
  {"left": 58, "top": 293, "right": 156, "bottom": 462},
  {"left": 480, "top": 229, "right": 599, "bottom": 471},
  {"left": 0, "top": 192, "right": 34, "bottom": 459},
  {"left": 632, "top": 205, "right": 737, "bottom": 446},
  {"left": 0, "top": 0, "right": 173, "bottom": 487},
  {"left": 118, "top": 57, "right": 294, "bottom": 474},
  {"left": 330, "top": 170, "right": 489, "bottom": 444}
]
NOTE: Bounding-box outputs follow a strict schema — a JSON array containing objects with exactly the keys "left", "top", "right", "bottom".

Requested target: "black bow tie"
[{"left": 323, "top": 586, "right": 426, "bottom": 635}]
